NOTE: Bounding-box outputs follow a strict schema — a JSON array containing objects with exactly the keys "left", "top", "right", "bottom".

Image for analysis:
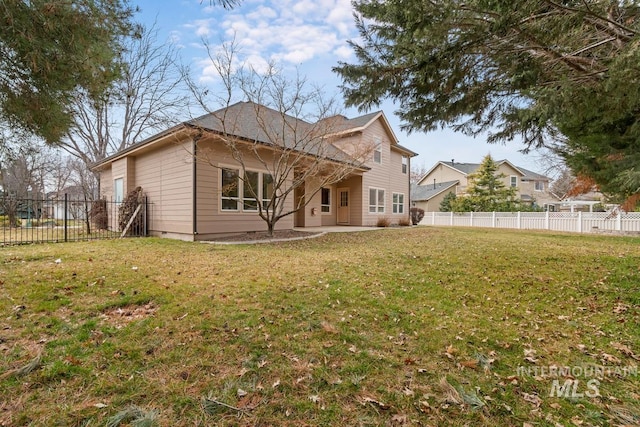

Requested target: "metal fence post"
[
  {"left": 64, "top": 193, "right": 68, "bottom": 242},
  {"left": 144, "top": 196, "right": 148, "bottom": 236}
]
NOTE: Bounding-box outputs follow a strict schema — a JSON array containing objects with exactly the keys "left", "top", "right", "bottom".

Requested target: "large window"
[
  {"left": 510, "top": 176, "right": 518, "bottom": 187},
  {"left": 114, "top": 178, "right": 124, "bottom": 204},
  {"left": 221, "top": 168, "right": 240, "bottom": 210},
  {"left": 401, "top": 155, "right": 408, "bottom": 174},
  {"left": 243, "top": 171, "right": 259, "bottom": 211},
  {"left": 369, "top": 188, "right": 385, "bottom": 213},
  {"left": 262, "top": 173, "right": 274, "bottom": 209},
  {"left": 321, "top": 187, "right": 331, "bottom": 213},
  {"left": 534, "top": 181, "right": 544, "bottom": 191},
  {"left": 392, "top": 193, "right": 405, "bottom": 214},
  {"left": 221, "top": 168, "right": 274, "bottom": 212}
]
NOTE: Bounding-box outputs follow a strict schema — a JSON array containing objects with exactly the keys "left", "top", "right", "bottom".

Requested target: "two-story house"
[
  {"left": 92, "top": 101, "right": 416, "bottom": 240},
  {"left": 411, "top": 159, "right": 558, "bottom": 212}
]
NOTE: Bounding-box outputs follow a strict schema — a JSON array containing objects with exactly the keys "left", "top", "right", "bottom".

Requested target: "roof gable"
[{"left": 418, "top": 159, "right": 550, "bottom": 184}]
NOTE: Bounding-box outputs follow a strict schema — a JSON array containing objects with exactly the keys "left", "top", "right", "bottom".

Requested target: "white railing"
[{"left": 420, "top": 211, "right": 640, "bottom": 234}]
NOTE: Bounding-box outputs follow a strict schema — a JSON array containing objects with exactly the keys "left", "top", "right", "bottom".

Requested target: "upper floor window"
[
  {"left": 510, "top": 176, "right": 518, "bottom": 187},
  {"left": 373, "top": 137, "right": 382, "bottom": 164},
  {"left": 534, "top": 181, "right": 544, "bottom": 191},
  {"left": 401, "top": 155, "right": 408, "bottom": 174}
]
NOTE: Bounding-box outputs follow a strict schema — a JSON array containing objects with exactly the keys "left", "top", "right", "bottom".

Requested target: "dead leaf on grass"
[
  {"left": 321, "top": 321, "right": 338, "bottom": 333},
  {"left": 459, "top": 359, "right": 479, "bottom": 370},
  {"left": 439, "top": 377, "right": 462, "bottom": 405},
  {"left": 522, "top": 392, "right": 542, "bottom": 407},
  {"left": 444, "top": 344, "right": 458, "bottom": 360},
  {"left": 359, "top": 394, "right": 390, "bottom": 410},
  {"left": 613, "top": 302, "right": 629, "bottom": 314},
  {"left": 390, "top": 414, "right": 408, "bottom": 425},
  {"left": 600, "top": 352, "right": 621, "bottom": 364},
  {"left": 610, "top": 341, "right": 640, "bottom": 360}
]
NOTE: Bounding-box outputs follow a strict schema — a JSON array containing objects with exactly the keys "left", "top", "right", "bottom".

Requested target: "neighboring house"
[
  {"left": 44, "top": 186, "right": 90, "bottom": 220},
  {"left": 412, "top": 159, "right": 558, "bottom": 211},
  {"left": 92, "top": 101, "right": 416, "bottom": 240}
]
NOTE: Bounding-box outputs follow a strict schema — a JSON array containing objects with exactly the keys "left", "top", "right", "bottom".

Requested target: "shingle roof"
[
  {"left": 518, "top": 167, "right": 550, "bottom": 181},
  {"left": 189, "top": 101, "right": 349, "bottom": 160},
  {"left": 411, "top": 181, "right": 458, "bottom": 201},
  {"left": 442, "top": 161, "right": 480, "bottom": 175},
  {"left": 438, "top": 160, "right": 550, "bottom": 181},
  {"left": 93, "top": 101, "right": 411, "bottom": 169}
]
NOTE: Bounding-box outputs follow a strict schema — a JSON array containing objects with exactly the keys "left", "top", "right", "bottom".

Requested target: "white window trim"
[
  {"left": 373, "top": 137, "right": 382, "bottom": 164},
  {"left": 369, "top": 187, "right": 385, "bottom": 214},
  {"left": 401, "top": 156, "right": 408, "bottom": 174},
  {"left": 534, "top": 181, "right": 544, "bottom": 191},
  {"left": 510, "top": 175, "right": 518, "bottom": 187},
  {"left": 220, "top": 168, "right": 240, "bottom": 211},
  {"left": 114, "top": 177, "right": 124, "bottom": 204},
  {"left": 220, "top": 166, "right": 273, "bottom": 213},
  {"left": 392, "top": 192, "right": 405, "bottom": 214},
  {"left": 242, "top": 170, "right": 260, "bottom": 212}
]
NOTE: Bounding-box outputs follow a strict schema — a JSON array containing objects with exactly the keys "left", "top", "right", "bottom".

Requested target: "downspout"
[{"left": 192, "top": 134, "right": 200, "bottom": 238}]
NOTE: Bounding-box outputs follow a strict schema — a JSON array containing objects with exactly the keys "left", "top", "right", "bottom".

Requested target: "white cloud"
[
  {"left": 334, "top": 45, "right": 353, "bottom": 60},
  {"left": 185, "top": 18, "right": 214, "bottom": 38},
  {"left": 185, "top": 1, "right": 359, "bottom": 84}
]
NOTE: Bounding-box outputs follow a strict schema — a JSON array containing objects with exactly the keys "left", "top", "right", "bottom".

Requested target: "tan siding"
[
  {"left": 359, "top": 120, "right": 411, "bottom": 226},
  {"left": 133, "top": 139, "right": 194, "bottom": 237},
  {"left": 195, "top": 140, "right": 294, "bottom": 235},
  {"left": 421, "top": 164, "right": 467, "bottom": 186},
  {"left": 100, "top": 168, "right": 113, "bottom": 199},
  {"left": 320, "top": 183, "right": 337, "bottom": 226}
]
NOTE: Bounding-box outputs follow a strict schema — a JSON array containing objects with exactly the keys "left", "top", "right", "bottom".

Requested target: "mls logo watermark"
[
  {"left": 549, "top": 379, "right": 600, "bottom": 398},
  {"left": 517, "top": 365, "right": 637, "bottom": 399}
]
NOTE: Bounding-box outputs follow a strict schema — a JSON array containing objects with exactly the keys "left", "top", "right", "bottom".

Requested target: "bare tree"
[
  {"left": 61, "top": 24, "right": 188, "bottom": 167},
  {"left": 410, "top": 162, "right": 429, "bottom": 184},
  {"left": 185, "top": 40, "right": 373, "bottom": 236},
  {"left": 0, "top": 139, "right": 55, "bottom": 225}
]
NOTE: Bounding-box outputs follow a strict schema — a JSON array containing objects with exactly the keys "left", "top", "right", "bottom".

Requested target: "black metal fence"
[{"left": 0, "top": 194, "right": 149, "bottom": 246}]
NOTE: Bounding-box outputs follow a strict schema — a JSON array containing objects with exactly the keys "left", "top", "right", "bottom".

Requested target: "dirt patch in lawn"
[{"left": 101, "top": 303, "right": 157, "bottom": 327}]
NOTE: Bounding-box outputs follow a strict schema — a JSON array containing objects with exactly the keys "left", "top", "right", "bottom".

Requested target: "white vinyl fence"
[{"left": 420, "top": 211, "right": 640, "bottom": 234}]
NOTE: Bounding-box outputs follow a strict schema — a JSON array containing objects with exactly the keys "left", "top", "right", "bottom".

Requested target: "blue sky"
[{"left": 132, "top": 0, "right": 545, "bottom": 173}]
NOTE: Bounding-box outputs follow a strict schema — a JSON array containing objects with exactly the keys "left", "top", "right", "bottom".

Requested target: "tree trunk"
[{"left": 267, "top": 220, "right": 275, "bottom": 237}]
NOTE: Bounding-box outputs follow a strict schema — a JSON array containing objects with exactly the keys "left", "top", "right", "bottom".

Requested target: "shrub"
[
  {"left": 410, "top": 207, "right": 425, "bottom": 225},
  {"left": 376, "top": 216, "right": 391, "bottom": 227},
  {"left": 398, "top": 217, "right": 411, "bottom": 227},
  {"left": 0, "top": 215, "right": 21, "bottom": 228},
  {"left": 90, "top": 198, "right": 108, "bottom": 230}
]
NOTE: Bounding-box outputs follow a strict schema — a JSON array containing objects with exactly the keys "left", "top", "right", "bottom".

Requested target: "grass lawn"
[{"left": 1, "top": 227, "right": 638, "bottom": 426}]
